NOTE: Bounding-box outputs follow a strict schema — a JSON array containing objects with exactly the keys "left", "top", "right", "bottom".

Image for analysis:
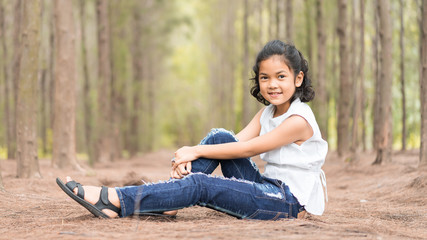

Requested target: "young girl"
[{"left": 57, "top": 40, "right": 328, "bottom": 220}]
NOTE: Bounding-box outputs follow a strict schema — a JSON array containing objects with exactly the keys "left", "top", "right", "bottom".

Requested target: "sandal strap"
[
  {"left": 94, "top": 186, "right": 120, "bottom": 214},
  {"left": 65, "top": 180, "right": 85, "bottom": 199}
]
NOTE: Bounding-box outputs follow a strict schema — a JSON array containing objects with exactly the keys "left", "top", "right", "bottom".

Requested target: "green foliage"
[
  {"left": 0, "top": 147, "right": 6, "bottom": 160},
  {"left": 159, "top": 16, "right": 209, "bottom": 147}
]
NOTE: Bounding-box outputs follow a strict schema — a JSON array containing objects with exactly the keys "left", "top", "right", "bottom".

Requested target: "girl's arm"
[
  {"left": 235, "top": 108, "right": 264, "bottom": 142},
  {"left": 173, "top": 114, "right": 313, "bottom": 167},
  {"left": 170, "top": 108, "right": 264, "bottom": 179}
]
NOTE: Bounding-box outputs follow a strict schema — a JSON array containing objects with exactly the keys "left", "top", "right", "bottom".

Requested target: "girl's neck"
[{"left": 273, "top": 102, "right": 291, "bottom": 118}]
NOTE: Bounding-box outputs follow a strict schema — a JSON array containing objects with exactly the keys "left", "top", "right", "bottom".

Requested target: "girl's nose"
[{"left": 268, "top": 79, "right": 278, "bottom": 88}]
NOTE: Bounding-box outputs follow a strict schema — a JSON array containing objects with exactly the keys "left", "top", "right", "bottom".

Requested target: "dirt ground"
[{"left": 0, "top": 150, "right": 426, "bottom": 240}]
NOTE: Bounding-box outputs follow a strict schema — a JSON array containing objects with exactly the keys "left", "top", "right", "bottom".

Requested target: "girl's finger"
[
  {"left": 172, "top": 161, "right": 179, "bottom": 170},
  {"left": 173, "top": 159, "right": 186, "bottom": 170},
  {"left": 174, "top": 159, "right": 183, "bottom": 166},
  {"left": 173, "top": 170, "right": 181, "bottom": 179},
  {"left": 178, "top": 164, "right": 187, "bottom": 175},
  {"left": 186, "top": 162, "right": 192, "bottom": 173},
  {"left": 176, "top": 166, "right": 184, "bottom": 178}
]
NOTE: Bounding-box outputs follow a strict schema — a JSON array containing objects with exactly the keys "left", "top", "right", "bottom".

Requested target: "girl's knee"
[{"left": 204, "top": 128, "right": 237, "bottom": 144}]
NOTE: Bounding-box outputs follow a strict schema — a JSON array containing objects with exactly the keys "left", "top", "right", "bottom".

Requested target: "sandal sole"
[
  {"left": 56, "top": 178, "right": 110, "bottom": 219},
  {"left": 138, "top": 212, "right": 177, "bottom": 218}
]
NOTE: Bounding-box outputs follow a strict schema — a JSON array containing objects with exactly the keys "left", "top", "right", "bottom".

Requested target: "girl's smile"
[
  {"left": 258, "top": 55, "right": 303, "bottom": 117},
  {"left": 267, "top": 91, "right": 283, "bottom": 98}
]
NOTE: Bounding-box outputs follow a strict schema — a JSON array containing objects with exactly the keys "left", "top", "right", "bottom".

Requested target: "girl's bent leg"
[
  {"left": 116, "top": 173, "right": 300, "bottom": 220},
  {"left": 189, "top": 129, "right": 222, "bottom": 174},
  {"left": 191, "top": 128, "right": 262, "bottom": 182}
]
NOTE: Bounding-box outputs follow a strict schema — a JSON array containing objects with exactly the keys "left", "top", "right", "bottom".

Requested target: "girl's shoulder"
[
  {"left": 288, "top": 100, "right": 322, "bottom": 137},
  {"left": 288, "top": 99, "right": 315, "bottom": 119}
]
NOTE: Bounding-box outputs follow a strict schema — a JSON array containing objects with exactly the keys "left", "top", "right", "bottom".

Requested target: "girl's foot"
[
  {"left": 64, "top": 177, "right": 177, "bottom": 218},
  {"left": 163, "top": 210, "right": 178, "bottom": 216},
  {"left": 65, "top": 176, "right": 121, "bottom": 218}
]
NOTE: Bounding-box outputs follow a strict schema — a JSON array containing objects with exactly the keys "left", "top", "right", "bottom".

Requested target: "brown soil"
[{"left": 0, "top": 150, "right": 426, "bottom": 240}]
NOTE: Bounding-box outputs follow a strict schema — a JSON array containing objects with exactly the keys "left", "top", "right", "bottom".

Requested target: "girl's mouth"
[{"left": 268, "top": 92, "right": 282, "bottom": 97}]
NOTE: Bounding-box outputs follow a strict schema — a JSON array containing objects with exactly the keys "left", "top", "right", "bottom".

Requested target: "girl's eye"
[
  {"left": 260, "top": 76, "right": 268, "bottom": 81},
  {"left": 278, "top": 75, "right": 285, "bottom": 79}
]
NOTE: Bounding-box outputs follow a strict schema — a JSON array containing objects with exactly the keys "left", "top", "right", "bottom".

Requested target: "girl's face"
[{"left": 258, "top": 55, "right": 303, "bottom": 116}]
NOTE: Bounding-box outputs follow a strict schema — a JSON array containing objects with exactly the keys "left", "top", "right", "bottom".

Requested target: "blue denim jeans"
[{"left": 116, "top": 128, "right": 303, "bottom": 220}]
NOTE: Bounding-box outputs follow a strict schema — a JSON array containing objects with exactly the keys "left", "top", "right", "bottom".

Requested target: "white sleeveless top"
[{"left": 260, "top": 98, "right": 328, "bottom": 215}]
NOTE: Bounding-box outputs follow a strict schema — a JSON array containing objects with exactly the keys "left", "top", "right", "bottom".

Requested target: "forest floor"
[{"left": 0, "top": 150, "right": 426, "bottom": 240}]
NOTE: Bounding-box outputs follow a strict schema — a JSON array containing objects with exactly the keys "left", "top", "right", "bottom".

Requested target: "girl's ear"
[{"left": 295, "top": 71, "right": 304, "bottom": 87}]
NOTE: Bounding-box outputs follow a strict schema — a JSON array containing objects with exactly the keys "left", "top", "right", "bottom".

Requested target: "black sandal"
[{"left": 56, "top": 178, "right": 120, "bottom": 219}]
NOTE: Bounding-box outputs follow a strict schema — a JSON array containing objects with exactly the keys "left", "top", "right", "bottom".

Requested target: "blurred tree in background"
[
  {"left": 420, "top": 0, "right": 427, "bottom": 166},
  {"left": 15, "top": 0, "right": 41, "bottom": 178},
  {"left": 0, "top": 0, "right": 425, "bottom": 175}
]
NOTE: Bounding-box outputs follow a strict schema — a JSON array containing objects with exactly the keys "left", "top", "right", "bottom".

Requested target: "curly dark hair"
[{"left": 250, "top": 40, "right": 315, "bottom": 105}]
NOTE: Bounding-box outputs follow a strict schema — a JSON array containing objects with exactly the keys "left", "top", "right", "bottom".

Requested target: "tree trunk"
[
  {"left": 109, "top": 2, "right": 123, "bottom": 160},
  {"left": 208, "top": 41, "right": 218, "bottom": 130},
  {"left": 52, "top": 0, "right": 81, "bottom": 170},
  {"left": 305, "top": 0, "right": 313, "bottom": 69},
  {"left": 213, "top": 1, "right": 237, "bottom": 131},
  {"left": 96, "top": 0, "right": 115, "bottom": 162},
  {"left": 16, "top": 0, "right": 41, "bottom": 178},
  {"left": 38, "top": 0, "right": 46, "bottom": 156},
  {"left": 141, "top": 52, "right": 149, "bottom": 150},
  {"left": 242, "top": 0, "right": 251, "bottom": 127},
  {"left": 269, "top": 0, "right": 275, "bottom": 40},
  {"left": 0, "top": 0, "right": 12, "bottom": 160},
  {"left": 350, "top": 0, "right": 361, "bottom": 158},
  {"left": 79, "top": 0, "right": 94, "bottom": 164},
  {"left": 40, "top": 68, "right": 47, "bottom": 155},
  {"left": 337, "top": 0, "right": 352, "bottom": 157},
  {"left": 258, "top": 0, "right": 264, "bottom": 48},
  {"left": 0, "top": 0, "right": 6, "bottom": 190},
  {"left": 41, "top": 0, "right": 55, "bottom": 157},
  {"left": 276, "top": 0, "right": 280, "bottom": 39},
  {"left": 48, "top": 2, "right": 55, "bottom": 140},
  {"left": 10, "top": 0, "right": 22, "bottom": 160},
  {"left": 372, "top": 0, "right": 381, "bottom": 150},
  {"left": 285, "top": 0, "right": 293, "bottom": 42},
  {"left": 373, "top": 0, "right": 393, "bottom": 165},
  {"left": 400, "top": 0, "right": 407, "bottom": 151},
  {"left": 147, "top": 50, "right": 155, "bottom": 151},
  {"left": 130, "top": 0, "right": 143, "bottom": 157},
  {"left": 420, "top": 0, "right": 427, "bottom": 166},
  {"left": 226, "top": 4, "right": 237, "bottom": 130},
  {"left": 359, "top": 0, "right": 367, "bottom": 151},
  {"left": 314, "top": 0, "right": 328, "bottom": 140}
]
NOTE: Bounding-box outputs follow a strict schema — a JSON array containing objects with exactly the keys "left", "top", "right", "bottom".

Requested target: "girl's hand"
[
  {"left": 172, "top": 146, "right": 199, "bottom": 170},
  {"left": 170, "top": 162, "right": 192, "bottom": 179}
]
